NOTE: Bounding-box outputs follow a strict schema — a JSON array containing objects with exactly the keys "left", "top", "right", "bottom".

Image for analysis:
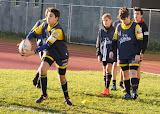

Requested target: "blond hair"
[{"left": 102, "top": 13, "right": 112, "bottom": 20}]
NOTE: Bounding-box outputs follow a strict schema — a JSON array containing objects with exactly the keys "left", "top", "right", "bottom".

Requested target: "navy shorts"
[
  {"left": 42, "top": 52, "right": 68, "bottom": 69},
  {"left": 118, "top": 58, "right": 139, "bottom": 71}
]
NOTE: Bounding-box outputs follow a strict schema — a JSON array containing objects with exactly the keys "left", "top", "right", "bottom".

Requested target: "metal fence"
[{"left": 0, "top": 1, "right": 160, "bottom": 46}]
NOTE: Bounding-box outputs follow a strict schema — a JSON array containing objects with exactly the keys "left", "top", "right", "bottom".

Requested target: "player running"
[
  {"left": 22, "top": 7, "right": 72, "bottom": 106},
  {"left": 96, "top": 13, "right": 117, "bottom": 96},
  {"left": 109, "top": 7, "right": 143, "bottom": 99}
]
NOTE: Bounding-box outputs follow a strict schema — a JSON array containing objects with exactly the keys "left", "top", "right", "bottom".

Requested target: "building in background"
[{"left": 0, "top": 0, "right": 159, "bottom": 45}]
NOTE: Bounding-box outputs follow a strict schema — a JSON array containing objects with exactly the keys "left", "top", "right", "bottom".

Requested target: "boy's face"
[
  {"left": 47, "top": 12, "right": 59, "bottom": 26},
  {"left": 134, "top": 11, "right": 143, "bottom": 22},
  {"left": 102, "top": 17, "right": 112, "bottom": 28},
  {"left": 120, "top": 15, "right": 130, "bottom": 25}
]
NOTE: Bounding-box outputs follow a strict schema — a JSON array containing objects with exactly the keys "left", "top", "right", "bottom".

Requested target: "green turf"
[{"left": 0, "top": 69, "right": 160, "bottom": 114}]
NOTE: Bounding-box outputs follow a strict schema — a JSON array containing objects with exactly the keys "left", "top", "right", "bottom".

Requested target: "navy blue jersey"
[
  {"left": 96, "top": 25, "right": 116, "bottom": 62},
  {"left": 34, "top": 21, "right": 69, "bottom": 61},
  {"left": 113, "top": 21, "right": 143, "bottom": 60}
]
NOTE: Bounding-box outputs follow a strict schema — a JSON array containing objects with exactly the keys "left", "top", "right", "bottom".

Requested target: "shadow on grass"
[
  {"left": 1, "top": 103, "right": 64, "bottom": 114},
  {"left": 84, "top": 92, "right": 128, "bottom": 100}
]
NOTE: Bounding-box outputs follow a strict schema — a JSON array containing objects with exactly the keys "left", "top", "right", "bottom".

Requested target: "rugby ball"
[{"left": 19, "top": 39, "right": 32, "bottom": 55}]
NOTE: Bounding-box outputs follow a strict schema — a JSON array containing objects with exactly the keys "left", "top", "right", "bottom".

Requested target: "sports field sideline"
[{"left": 0, "top": 40, "right": 160, "bottom": 75}]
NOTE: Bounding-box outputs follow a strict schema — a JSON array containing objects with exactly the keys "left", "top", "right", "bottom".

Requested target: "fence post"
[
  {"left": 67, "top": 3, "right": 72, "bottom": 43},
  {"left": 99, "top": 7, "right": 103, "bottom": 29},
  {"left": 25, "top": 2, "right": 29, "bottom": 34},
  {"left": 148, "top": 9, "right": 152, "bottom": 41}
]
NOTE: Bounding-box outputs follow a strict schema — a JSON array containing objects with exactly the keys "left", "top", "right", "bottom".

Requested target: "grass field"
[{"left": 0, "top": 69, "right": 160, "bottom": 114}]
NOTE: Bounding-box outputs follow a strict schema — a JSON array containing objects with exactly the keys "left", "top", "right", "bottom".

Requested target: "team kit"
[{"left": 19, "top": 6, "right": 148, "bottom": 106}]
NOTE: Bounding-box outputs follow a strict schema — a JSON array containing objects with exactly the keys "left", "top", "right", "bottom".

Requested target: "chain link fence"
[{"left": 0, "top": 1, "right": 160, "bottom": 46}]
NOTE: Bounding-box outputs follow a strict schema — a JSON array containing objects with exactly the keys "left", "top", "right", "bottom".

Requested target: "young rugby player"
[
  {"left": 133, "top": 7, "right": 148, "bottom": 86},
  {"left": 110, "top": 7, "right": 143, "bottom": 99},
  {"left": 96, "top": 13, "right": 117, "bottom": 96},
  {"left": 22, "top": 7, "right": 72, "bottom": 105}
]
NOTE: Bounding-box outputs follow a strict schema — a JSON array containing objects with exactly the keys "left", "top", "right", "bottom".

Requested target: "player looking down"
[
  {"left": 96, "top": 13, "right": 117, "bottom": 96},
  {"left": 109, "top": 7, "right": 143, "bottom": 99}
]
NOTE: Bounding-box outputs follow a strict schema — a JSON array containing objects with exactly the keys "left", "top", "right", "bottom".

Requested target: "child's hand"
[
  {"left": 140, "top": 53, "right": 144, "bottom": 59},
  {"left": 22, "top": 50, "right": 35, "bottom": 57},
  {"left": 98, "top": 55, "right": 101, "bottom": 63},
  {"left": 135, "top": 55, "right": 140, "bottom": 62},
  {"left": 109, "top": 51, "right": 113, "bottom": 59}
]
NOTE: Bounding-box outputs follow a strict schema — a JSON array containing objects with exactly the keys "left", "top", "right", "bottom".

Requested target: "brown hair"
[
  {"left": 118, "top": 7, "right": 129, "bottom": 20},
  {"left": 133, "top": 7, "right": 143, "bottom": 15},
  {"left": 102, "top": 13, "right": 112, "bottom": 20},
  {"left": 47, "top": 7, "right": 60, "bottom": 18}
]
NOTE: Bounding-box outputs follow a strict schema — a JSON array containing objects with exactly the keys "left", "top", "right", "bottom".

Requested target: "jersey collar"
[
  {"left": 121, "top": 21, "right": 133, "bottom": 30},
  {"left": 47, "top": 22, "right": 58, "bottom": 31}
]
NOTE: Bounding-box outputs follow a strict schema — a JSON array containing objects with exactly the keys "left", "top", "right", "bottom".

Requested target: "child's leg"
[
  {"left": 102, "top": 65, "right": 107, "bottom": 88},
  {"left": 106, "top": 63, "right": 113, "bottom": 89},
  {"left": 39, "top": 61, "right": 50, "bottom": 96},
  {"left": 122, "top": 69, "right": 130, "bottom": 95},
  {"left": 35, "top": 61, "right": 50, "bottom": 103},
  {"left": 56, "top": 59, "right": 72, "bottom": 106},
  {"left": 111, "top": 62, "right": 117, "bottom": 90},
  {"left": 137, "top": 61, "right": 141, "bottom": 85},
  {"left": 119, "top": 69, "right": 124, "bottom": 89}
]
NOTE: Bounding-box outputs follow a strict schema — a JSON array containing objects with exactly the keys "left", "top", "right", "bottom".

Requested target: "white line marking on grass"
[
  {"left": 0, "top": 106, "right": 59, "bottom": 114},
  {"left": 142, "top": 71, "right": 160, "bottom": 76}
]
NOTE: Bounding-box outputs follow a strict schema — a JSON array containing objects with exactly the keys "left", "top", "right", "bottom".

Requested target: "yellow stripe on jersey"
[
  {"left": 113, "top": 28, "right": 118, "bottom": 40},
  {"left": 135, "top": 24, "right": 143, "bottom": 40},
  {"left": 31, "top": 18, "right": 46, "bottom": 31},
  {"left": 34, "top": 22, "right": 44, "bottom": 35},
  {"left": 47, "top": 29, "right": 64, "bottom": 45}
]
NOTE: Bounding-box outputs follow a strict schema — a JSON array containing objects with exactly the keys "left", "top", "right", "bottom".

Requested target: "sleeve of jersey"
[
  {"left": 46, "top": 29, "right": 63, "bottom": 47},
  {"left": 27, "top": 23, "right": 43, "bottom": 40},
  {"left": 135, "top": 24, "right": 143, "bottom": 55},
  {"left": 30, "top": 21, "right": 39, "bottom": 32},
  {"left": 142, "top": 24, "right": 149, "bottom": 54},
  {"left": 110, "top": 29, "right": 118, "bottom": 52},
  {"left": 96, "top": 31, "right": 101, "bottom": 56}
]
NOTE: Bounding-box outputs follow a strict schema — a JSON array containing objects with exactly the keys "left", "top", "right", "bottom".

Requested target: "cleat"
[
  {"left": 100, "top": 88, "right": 109, "bottom": 96},
  {"left": 35, "top": 94, "right": 48, "bottom": 103},
  {"left": 118, "top": 85, "right": 124, "bottom": 89},
  {"left": 132, "top": 91, "right": 138, "bottom": 100},
  {"left": 110, "top": 86, "right": 116, "bottom": 90},
  {"left": 122, "top": 93, "right": 131, "bottom": 99},
  {"left": 65, "top": 97, "right": 72, "bottom": 106}
]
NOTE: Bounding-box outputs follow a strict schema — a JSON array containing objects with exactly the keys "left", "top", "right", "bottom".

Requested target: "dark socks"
[
  {"left": 131, "top": 78, "right": 139, "bottom": 92},
  {"left": 119, "top": 81, "right": 123, "bottom": 86},
  {"left": 104, "top": 76, "right": 106, "bottom": 88},
  {"left": 112, "top": 80, "right": 116, "bottom": 87},
  {"left": 40, "top": 75, "right": 47, "bottom": 96},
  {"left": 106, "top": 73, "right": 112, "bottom": 89},
  {"left": 61, "top": 81, "right": 69, "bottom": 99},
  {"left": 124, "top": 79, "right": 131, "bottom": 95}
]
